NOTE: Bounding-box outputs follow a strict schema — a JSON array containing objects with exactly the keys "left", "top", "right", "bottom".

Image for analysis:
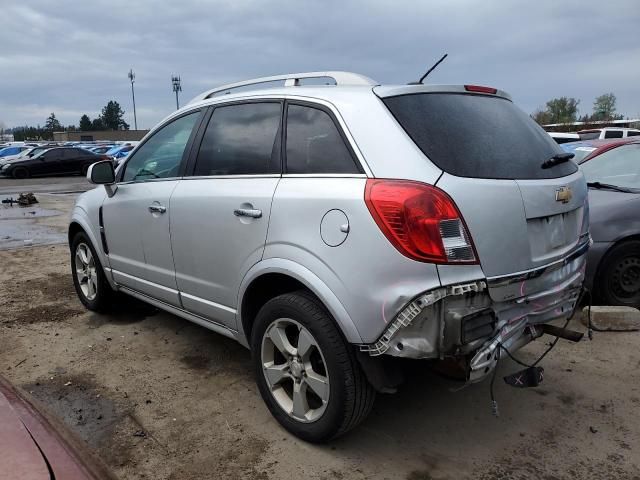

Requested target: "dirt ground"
[{"left": 1, "top": 182, "right": 639, "bottom": 479}]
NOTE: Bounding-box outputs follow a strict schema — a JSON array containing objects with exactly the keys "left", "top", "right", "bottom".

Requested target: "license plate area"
[{"left": 527, "top": 207, "right": 583, "bottom": 263}]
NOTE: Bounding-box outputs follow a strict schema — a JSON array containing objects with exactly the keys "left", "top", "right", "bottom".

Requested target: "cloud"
[{"left": 1, "top": 0, "right": 639, "bottom": 129}]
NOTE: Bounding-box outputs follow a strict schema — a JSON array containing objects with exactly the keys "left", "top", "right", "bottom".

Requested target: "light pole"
[
  {"left": 128, "top": 69, "right": 138, "bottom": 130},
  {"left": 171, "top": 75, "right": 182, "bottom": 110}
]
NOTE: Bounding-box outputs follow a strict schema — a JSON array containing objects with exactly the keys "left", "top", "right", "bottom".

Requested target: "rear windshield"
[
  {"left": 579, "top": 131, "right": 601, "bottom": 140},
  {"left": 383, "top": 93, "right": 578, "bottom": 180}
]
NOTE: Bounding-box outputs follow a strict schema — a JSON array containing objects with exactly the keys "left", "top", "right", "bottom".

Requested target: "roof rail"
[{"left": 188, "top": 71, "right": 378, "bottom": 104}]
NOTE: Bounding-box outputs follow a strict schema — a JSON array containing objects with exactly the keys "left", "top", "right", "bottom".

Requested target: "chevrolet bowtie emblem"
[{"left": 555, "top": 186, "right": 572, "bottom": 203}]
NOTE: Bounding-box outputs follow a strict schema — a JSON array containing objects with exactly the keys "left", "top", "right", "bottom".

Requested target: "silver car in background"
[{"left": 69, "top": 71, "right": 589, "bottom": 442}]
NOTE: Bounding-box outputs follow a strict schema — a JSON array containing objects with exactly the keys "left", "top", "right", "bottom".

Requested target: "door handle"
[
  {"left": 148, "top": 204, "right": 167, "bottom": 214},
  {"left": 234, "top": 208, "right": 262, "bottom": 219}
]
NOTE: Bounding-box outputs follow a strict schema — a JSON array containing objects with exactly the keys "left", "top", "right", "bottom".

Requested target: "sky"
[{"left": 1, "top": 0, "right": 639, "bottom": 130}]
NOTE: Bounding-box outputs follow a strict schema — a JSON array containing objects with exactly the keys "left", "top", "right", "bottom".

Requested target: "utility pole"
[
  {"left": 128, "top": 69, "right": 138, "bottom": 130},
  {"left": 171, "top": 75, "right": 182, "bottom": 110}
]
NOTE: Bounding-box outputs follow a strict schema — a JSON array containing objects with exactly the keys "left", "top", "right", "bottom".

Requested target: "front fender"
[
  {"left": 69, "top": 206, "right": 114, "bottom": 287},
  {"left": 236, "top": 258, "right": 363, "bottom": 347}
]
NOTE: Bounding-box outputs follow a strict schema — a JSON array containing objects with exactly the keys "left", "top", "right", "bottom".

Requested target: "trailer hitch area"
[
  {"left": 540, "top": 323, "right": 584, "bottom": 343},
  {"left": 501, "top": 323, "right": 583, "bottom": 389}
]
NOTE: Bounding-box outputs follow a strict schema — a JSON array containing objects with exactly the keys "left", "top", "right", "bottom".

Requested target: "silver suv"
[{"left": 69, "top": 71, "right": 589, "bottom": 442}]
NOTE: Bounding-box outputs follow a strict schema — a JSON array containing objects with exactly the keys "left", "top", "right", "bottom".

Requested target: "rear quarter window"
[{"left": 383, "top": 93, "right": 578, "bottom": 179}]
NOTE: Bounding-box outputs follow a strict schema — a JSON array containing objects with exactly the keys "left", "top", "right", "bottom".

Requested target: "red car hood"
[
  {"left": 0, "top": 389, "right": 50, "bottom": 478},
  {"left": 0, "top": 376, "right": 116, "bottom": 480}
]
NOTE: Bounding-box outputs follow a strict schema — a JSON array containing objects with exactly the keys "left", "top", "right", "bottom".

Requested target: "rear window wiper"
[
  {"left": 541, "top": 152, "right": 574, "bottom": 169},
  {"left": 587, "top": 182, "right": 634, "bottom": 193}
]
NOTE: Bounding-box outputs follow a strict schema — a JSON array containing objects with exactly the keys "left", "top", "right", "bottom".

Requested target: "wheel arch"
[
  {"left": 68, "top": 208, "right": 112, "bottom": 279},
  {"left": 237, "top": 259, "right": 362, "bottom": 348}
]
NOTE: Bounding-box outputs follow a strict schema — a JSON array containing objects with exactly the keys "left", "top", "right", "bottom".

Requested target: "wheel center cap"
[{"left": 290, "top": 360, "right": 303, "bottom": 379}]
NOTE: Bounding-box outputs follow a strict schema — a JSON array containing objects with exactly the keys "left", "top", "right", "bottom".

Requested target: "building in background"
[{"left": 53, "top": 130, "right": 149, "bottom": 142}]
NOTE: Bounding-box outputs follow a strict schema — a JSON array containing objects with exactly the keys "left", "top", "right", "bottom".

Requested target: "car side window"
[
  {"left": 193, "top": 102, "right": 282, "bottom": 176},
  {"left": 628, "top": 131, "right": 640, "bottom": 137},
  {"left": 285, "top": 104, "right": 361, "bottom": 174},
  {"left": 604, "top": 130, "right": 623, "bottom": 139},
  {"left": 45, "top": 150, "right": 59, "bottom": 160},
  {"left": 122, "top": 111, "right": 200, "bottom": 182}
]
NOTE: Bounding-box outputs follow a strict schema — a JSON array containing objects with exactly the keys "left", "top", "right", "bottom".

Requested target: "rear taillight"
[{"left": 365, "top": 179, "right": 477, "bottom": 264}]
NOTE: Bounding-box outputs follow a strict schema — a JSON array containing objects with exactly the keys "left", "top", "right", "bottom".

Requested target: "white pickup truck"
[{"left": 578, "top": 127, "right": 640, "bottom": 140}]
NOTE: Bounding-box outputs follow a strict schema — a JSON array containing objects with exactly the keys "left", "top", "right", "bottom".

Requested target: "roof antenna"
[{"left": 409, "top": 53, "right": 448, "bottom": 85}]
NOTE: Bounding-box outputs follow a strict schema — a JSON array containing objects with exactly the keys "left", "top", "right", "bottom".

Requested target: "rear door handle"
[
  {"left": 234, "top": 208, "right": 262, "bottom": 219},
  {"left": 148, "top": 204, "right": 167, "bottom": 214}
]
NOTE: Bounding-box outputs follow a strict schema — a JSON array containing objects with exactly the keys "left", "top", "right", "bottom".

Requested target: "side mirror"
[{"left": 87, "top": 160, "right": 117, "bottom": 197}]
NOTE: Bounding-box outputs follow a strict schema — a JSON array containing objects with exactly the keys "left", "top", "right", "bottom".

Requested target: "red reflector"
[
  {"left": 464, "top": 85, "right": 497, "bottom": 94},
  {"left": 365, "top": 179, "right": 478, "bottom": 264}
]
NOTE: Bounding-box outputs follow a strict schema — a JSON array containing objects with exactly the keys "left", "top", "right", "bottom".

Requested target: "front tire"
[
  {"left": 597, "top": 240, "right": 640, "bottom": 307},
  {"left": 251, "top": 291, "right": 375, "bottom": 442},
  {"left": 70, "top": 232, "right": 114, "bottom": 312}
]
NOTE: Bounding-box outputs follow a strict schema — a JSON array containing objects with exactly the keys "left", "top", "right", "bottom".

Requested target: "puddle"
[
  {"left": 0, "top": 203, "right": 66, "bottom": 249},
  {"left": 0, "top": 204, "right": 62, "bottom": 220}
]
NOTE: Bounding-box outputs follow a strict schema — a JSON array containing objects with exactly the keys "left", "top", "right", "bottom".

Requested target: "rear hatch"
[{"left": 376, "top": 86, "right": 588, "bottom": 278}]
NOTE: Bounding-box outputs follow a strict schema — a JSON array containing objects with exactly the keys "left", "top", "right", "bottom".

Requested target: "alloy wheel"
[
  {"left": 75, "top": 242, "right": 98, "bottom": 301},
  {"left": 261, "top": 318, "right": 330, "bottom": 423}
]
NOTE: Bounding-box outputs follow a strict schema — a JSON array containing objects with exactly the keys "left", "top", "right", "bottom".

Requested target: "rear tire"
[
  {"left": 12, "top": 167, "right": 29, "bottom": 179},
  {"left": 597, "top": 240, "right": 640, "bottom": 308},
  {"left": 70, "top": 231, "right": 114, "bottom": 312},
  {"left": 251, "top": 291, "right": 375, "bottom": 443}
]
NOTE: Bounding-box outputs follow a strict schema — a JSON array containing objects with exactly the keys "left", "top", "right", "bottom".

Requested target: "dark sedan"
[
  {"left": 0, "top": 147, "right": 109, "bottom": 179},
  {"left": 581, "top": 141, "right": 640, "bottom": 307}
]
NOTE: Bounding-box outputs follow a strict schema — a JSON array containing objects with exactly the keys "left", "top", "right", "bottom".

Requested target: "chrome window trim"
[
  {"left": 117, "top": 176, "right": 182, "bottom": 186},
  {"left": 180, "top": 174, "right": 281, "bottom": 180},
  {"left": 281, "top": 173, "right": 367, "bottom": 178}
]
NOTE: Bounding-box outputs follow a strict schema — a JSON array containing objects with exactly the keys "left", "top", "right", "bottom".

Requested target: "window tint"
[
  {"left": 579, "top": 131, "right": 601, "bottom": 140},
  {"left": 604, "top": 130, "right": 623, "bottom": 139},
  {"left": 285, "top": 104, "right": 360, "bottom": 174},
  {"left": 628, "top": 131, "right": 640, "bottom": 137},
  {"left": 194, "top": 103, "right": 282, "bottom": 176},
  {"left": 383, "top": 93, "right": 578, "bottom": 179},
  {"left": 123, "top": 111, "right": 199, "bottom": 182},
  {"left": 581, "top": 144, "right": 640, "bottom": 189}
]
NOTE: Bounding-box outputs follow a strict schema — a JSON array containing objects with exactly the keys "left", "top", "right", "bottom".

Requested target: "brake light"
[
  {"left": 464, "top": 85, "right": 497, "bottom": 94},
  {"left": 365, "top": 179, "right": 477, "bottom": 264}
]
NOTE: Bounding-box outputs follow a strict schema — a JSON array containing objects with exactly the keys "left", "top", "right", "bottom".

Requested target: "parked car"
[
  {"left": 105, "top": 144, "right": 134, "bottom": 159},
  {"left": 560, "top": 138, "right": 636, "bottom": 163},
  {"left": 69, "top": 72, "right": 589, "bottom": 442},
  {"left": 89, "top": 145, "right": 116, "bottom": 154},
  {"left": 579, "top": 140, "right": 640, "bottom": 307},
  {"left": 548, "top": 132, "right": 580, "bottom": 144},
  {"left": 0, "top": 375, "right": 115, "bottom": 479},
  {"left": 0, "top": 147, "right": 109, "bottom": 178},
  {"left": 0, "top": 147, "right": 36, "bottom": 164},
  {"left": 0, "top": 145, "right": 29, "bottom": 158},
  {"left": 578, "top": 127, "right": 640, "bottom": 140}
]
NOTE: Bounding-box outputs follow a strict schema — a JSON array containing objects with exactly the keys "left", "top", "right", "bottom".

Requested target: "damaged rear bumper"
[{"left": 359, "top": 240, "right": 589, "bottom": 383}]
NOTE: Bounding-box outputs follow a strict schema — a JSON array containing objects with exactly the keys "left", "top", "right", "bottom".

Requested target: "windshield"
[
  {"left": 18, "top": 148, "right": 33, "bottom": 158},
  {"left": 383, "top": 93, "right": 578, "bottom": 179},
  {"left": 31, "top": 148, "right": 50, "bottom": 158},
  {"left": 579, "top": 131, "right": 601, "bottom": 140},
  {"left": 581, "top": 144, "right": 640, "bottom": 190}
]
